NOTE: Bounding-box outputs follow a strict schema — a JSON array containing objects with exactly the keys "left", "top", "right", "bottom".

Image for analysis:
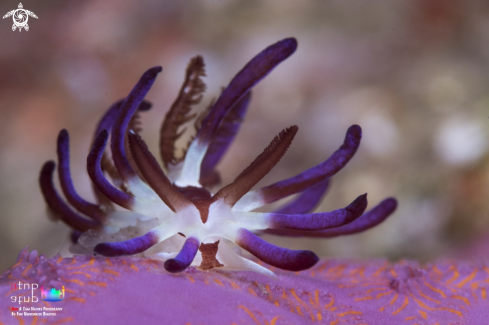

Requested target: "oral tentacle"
[
  {"left": 264, "top": 197, "right": 397, "bottom": 238},
  {"left": 94, "top": 232, "right": 160, "bottom": 257},
  {"left": 164, "top": 237, "right": 200, "bottom": 273},
  {"left": 110, "top": 66, "right": 162, "bottom": 184},
  {"left": 94, "top": 221, "right": 176, "bottom": 256},
  {"left": 127, "top": 130, "right": 192, "bottom": 212},
  {"left": 39, "top": 161, "right": 100, "bottom": 232},
  {"left": 57, "top": 129, "right": 105, "bottom": 221},
  {"left": 267, "top": 193, "right": 368, "bottom": 231},
  {"left": 199, "top": 91, "right": 252, "bottom": 188},
  {"left": 234, "top": 125, "right": 362, "bottom": 212},
  {"left": 235, "top": 228, "right": 319, "bottom": 271},
  {"left": 272, "top": 179, "right": 330, "bottom": 215},
  {"left": 213, "top": 126, "right": 298, "bottom": 207}
]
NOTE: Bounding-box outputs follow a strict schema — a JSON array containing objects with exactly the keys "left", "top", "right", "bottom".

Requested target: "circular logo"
[
  {"left": 2, "top": 3, "right": 38, "bottom": 32},
  {"left": 13, "top": 9, "right": 28, "bottom": 28}
]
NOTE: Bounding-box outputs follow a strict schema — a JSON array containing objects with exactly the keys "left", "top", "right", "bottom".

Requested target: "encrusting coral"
[
  {"left": 1, "top": 248, "right": 489, "bottom": 324},
  {"left": 1, "top": 37, "right": 488, "bottom": 325},
  {"left": 38, "top": 37, "right": 397, "bottom": 276}
]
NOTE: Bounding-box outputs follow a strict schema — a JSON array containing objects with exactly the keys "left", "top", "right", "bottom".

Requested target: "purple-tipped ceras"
[{"left": 39, "top": 38, "right": 397, "bottom": 275}]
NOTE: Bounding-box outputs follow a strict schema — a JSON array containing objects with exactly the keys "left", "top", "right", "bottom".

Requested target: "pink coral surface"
[{"left": 1, "top": 249, "right": 488, "bottom": 324}]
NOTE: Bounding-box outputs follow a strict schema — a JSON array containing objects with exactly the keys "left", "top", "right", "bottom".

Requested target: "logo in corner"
[
  {"left": 2, "top": 3, "right": 37, "bottom": 32},
  {"left": 41, "top": 286, "right": 65, "bottom": 302}
]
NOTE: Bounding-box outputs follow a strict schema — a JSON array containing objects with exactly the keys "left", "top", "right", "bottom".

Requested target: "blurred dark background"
[{"left": 2, "top": 0, "right": 489, "bottom": 272}]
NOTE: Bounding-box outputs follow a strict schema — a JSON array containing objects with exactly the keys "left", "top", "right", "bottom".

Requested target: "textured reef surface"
[{"left": 1, "top": 248, "right": 488, "bottom": 325}]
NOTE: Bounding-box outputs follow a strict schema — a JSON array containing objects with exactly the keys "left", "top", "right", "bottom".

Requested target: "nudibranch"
[{"left": 39, "top": 38, "right": 397, "bottom": 275}]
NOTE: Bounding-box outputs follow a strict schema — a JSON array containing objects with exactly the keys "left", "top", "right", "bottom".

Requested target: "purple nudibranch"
[{"left": 39, "top": 37, "right": 397, "bottom": 275}]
